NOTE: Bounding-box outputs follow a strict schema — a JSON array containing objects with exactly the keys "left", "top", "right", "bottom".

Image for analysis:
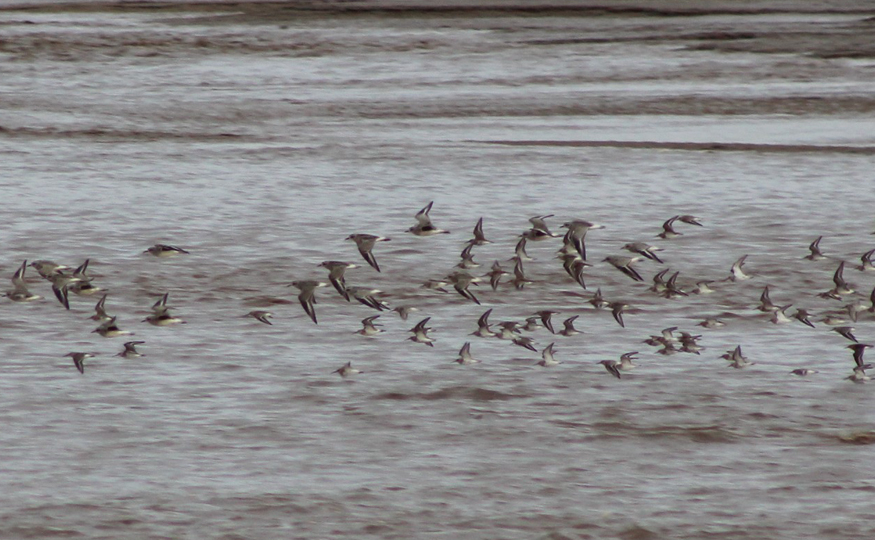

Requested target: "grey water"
[{"left": 2, "top": 3, "right": 875, "bottom": 539}]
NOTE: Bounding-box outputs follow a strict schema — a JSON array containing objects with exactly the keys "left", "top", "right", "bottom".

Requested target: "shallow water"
[{"left": 2, "top": 3, "right": 875, "bottom": 538}]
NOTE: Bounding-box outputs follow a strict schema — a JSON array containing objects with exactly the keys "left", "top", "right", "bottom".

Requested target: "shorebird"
[
  {"left": 392, "top": 306, "right": 418, "bottom": 320},
  {"left": 49, "top": 273, "right": 82, "bottom": 310},
  {"left": 522, "top": 316, "right": 543, "bottom": 332},
  {"left": 455, "top": 342, "right": 478, "bottom": 365},
  {"left": 617, "top": 351, "right": 638, "bottom": 371},
  {"left": 722, "top": 345, "right": 754, "bottom": 368},
  {"left": 470, "top": 308, "right": 496, "bottom": 338},
  {"left": 143, "top": 292, "right": 185, "bottom": 326},
  {"left": 512, "top": 335, "right": 537, "bottom": 352},
  {"left": 456, "top": 244, "right": 479, "bottom": 269},
  {"left": 67, "top": 259, "right": 102, "bottom": 296},
  {"left": 661, "top": 271, "right": 687, "bottom": 299},
  {"left": 805, "top": 236, "right": 826, "bottom": 261},
  {"left": 117, "top": 341, "right": 145, "bottom": 358},
  {"left": 832, "top": 261, "right": 854, "bottom": 296},
  {"left": 89, "top": 294, "right": 111, "bottom": 321},
  {"left": 407, "top": 201, "right": 450, "bottom": 236},
  {"left": 345, "top": 233, "right": 390, "bottom": 272},
  {"left": 333, "top": 361, "right": 361, "bottom": 377},
  {"left": 495, "top": 321, "right": 521, "bottom": 340},
  {"left": 678, "top": 215, "right": 703, "bottom": 226},
  {"left": 247, "top": 310, "right": 274, "bottom": 325},
  {"left": 603, "top": 256, "right": 644, "bottom": 282},
  {"left": 484, "top": 260, "right": 508, "bottom": 291},
  {"left": 447, "top": 271, "right": 481, "bottom": 305},
  {"left": 858, "top": 248, "right": 875, "bottom": 272},
  {"left": 408, "top": 317, "right": 435, "bottom": 347},
  {"left": 6, "top": 260, "right": 42, "bottom": 302},
  {"left": 623, "top": 242, "right": 664, "bottom": 264},
  {"left": 792, "top": 309, "right": 816, "bottom": 328},
  {"left": 757, "top": 285, "right": 779, "bottom": 312},
  {"left": 511, "top": 257, "right": 533, "bottom": 290},
  {"left": 561, "top": 220, "right": 604, "bottom": 260},
  {"left": 589, "top": 288, "right": 610, "bottom": 310},
  {"left": 536, "top": 343, "right": 559, "bottom": 367},
  {"left": 357, "top": 315, "right": 383, "bottom": 337},
  {"left": 557, "top": 315, "right": 580, "bottom": 337},
  {"left": 30, "top": 260, "right": 68, "bottom": 279},
  {"left": 144, "top": 244, "right": 189, "bottom": 257},
  {"left": 679, "top": 333, "right": 703, "bottom": 354},
  {"left": 657, "top": 216, "right": 681, "bottom": 239},
  {"left": 599, "top": 360, "right": 622, "bottom": 379},
  {"left": 697, "top": 317, "right": 726, "bottom": 329},
  {"left": 691, "top": 280, "right": 715, "bottom": 295},
  {"left": 467, "top": 217, "right": 490, "bottom": 246},
  {"left": 67, "top": 352, "right": 94, "bottom": 374},
  {"left": 92, "top": 316, "right": 133, "bottom": 338},
  {"left": 728, "top": 255, "right": 751, "bottom": 281},
  {"left": 422, "top": 279, "right": 450, "bottom": 294},
  {"left": 790, "top": 368, "right": 818, "bottom": 376},
  {"left": 513, "top": 237, "right": 533, "bottom": 261},
  {"left": 535, "top": 310, "right": 559, "bottom": 334},
  {"left": 649, "top": 268, "right": 669, "bottom": 294},
  {"left": 347, "top": 286, "right": 390, "bottom": 311},
  {"left": 610, "top": 302, "right": 629, "bottom": 328},
  {"left": 319, "top": 261, "right": 357, "bottom": 301},
  {"left": 848, "top": 343, "right": 873, "bottom": 371},
  {"left": 832, "top": 326, "right": 858, "bottom": 342},
  {"left": 523, "top": 214, "right": 558, "bottom": 241}
]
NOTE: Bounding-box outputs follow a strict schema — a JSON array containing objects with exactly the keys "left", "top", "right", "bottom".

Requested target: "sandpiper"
[
  {"left": 6, "top": 260, "right": 42, "bottom": 302},
  {"left": 408, "top": 317, "right": 435, "bottom": 347},
  {"left": 537, "top": 343, "right": 559, "bottom": 367},
  {"left": 247, "top": 310, "right": 274, "bottom": 325},
  {"left": 288, "top": 281, "right": 327, "bottom": 324},
  {"left": 455, "top": 342, "right": 478, "bottom": 365},
  {"left": 728, "top": 255, "right": 751, "bottom": 281},
  {"left": 589, "top": 288, "right": 610, "bottom": 310},
  {"left": 347, "top": 286, "right": 390, "bottom": 311},
  {"left": 66, "top": 352, "right": 93, "bottom": 374},
  {"left": 790, "top": 368, "right": 818, "bottom": 376},
  {"left": 484, "top": 260, "right": 508, "bottom": 291},
  {"left": 792, "top": 309, "right": 816, "bottom": 328},
  {"left": 599, "top": 360, "right": 622, "bottom": 379},
  {"left": 623, "top": 242, "right": 664, "bottom": 264},
  {"left": 513, "top": 237, "right": 533, "bottom": 261},
  {"left": 357, "top": 315, "right": 383, "bottom": 337},
  {"left": 319, "top": 261, "right": 357, "bottom": 301},
  {"left": 523, "top": 214, "right": 558, "bottom": 241},
  {"left": 832, "top": 326, "right": 858, "bottom": 342},
  {"left": 557, "top": 315, "right": 580, "bottom": 337},
  {"left": 603, "top": 256, "right": 644, "bottom": 282},
  {"left": 471, "top": 308, "right": 496, "bottom": 338},
  {"left": 93, "top": 316, "right": 133, "bottom": 337},
  {"left": 407, "top": 201, "right": 450, "bottom": 236},
  {"left": 657, "top": 216, "right": 681, "bottom": 239},
  {"left": 116, "top": 341, "right": 145, "bottom": 358},
  {"left": 697, "top": 317, "right": 726, "bottom": 329},
  {"left": 345, "top": 233, "right": 390, "bottom": 272},
  {"left": 535, "top": 310, "right": 559, "bottom": 334},
  {"left": 610, "top": 302, "right": 629, "bottom": 328},
  {"left": 457, "top": 244, "right": 479, "bottom": 269},
  {"left": 447, "top": 271, "right": 482, "bottom": 305},
  {"left": 392, "top": 306, "right": 418, "bottom": 320},
  {"left": 143, "top": 293, "right": 186, "bottom": 326},
  {"left": 144, "top": 244, "right": 189, "bottom": 257},
  {"left": 561, "top": 220, "right": 604, "bottom": 259},
  {"left": 333, "top": 361, "right": 361, "bottom": 377},
  {"left": 510, "top": 257, "right": 533, "bottom": 290},
  {"left": 89, "top": 294, "right": 111, "bottom": 321},
  {"left": 617, "top": 351, "right": 638, "bottom": 371},
  {"left": 805, "top": 236, "right": 825, "bottom": 260},
  {"left": 467, "top": 217, "right": 490, "bottom": 246}
]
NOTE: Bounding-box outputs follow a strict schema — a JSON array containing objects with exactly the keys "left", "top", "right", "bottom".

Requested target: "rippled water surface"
[{"left": 3, "top": 2, "right": 875, "bottom": 538}]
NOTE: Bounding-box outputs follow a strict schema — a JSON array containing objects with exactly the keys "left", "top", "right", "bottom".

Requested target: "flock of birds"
[{"left": 5, "top": 201, "right": 875, "bottom": 383}]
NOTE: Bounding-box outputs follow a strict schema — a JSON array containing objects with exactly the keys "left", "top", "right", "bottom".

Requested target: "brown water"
[{"left": 2, "top": 2, "right": 875, "bottom": 538}]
